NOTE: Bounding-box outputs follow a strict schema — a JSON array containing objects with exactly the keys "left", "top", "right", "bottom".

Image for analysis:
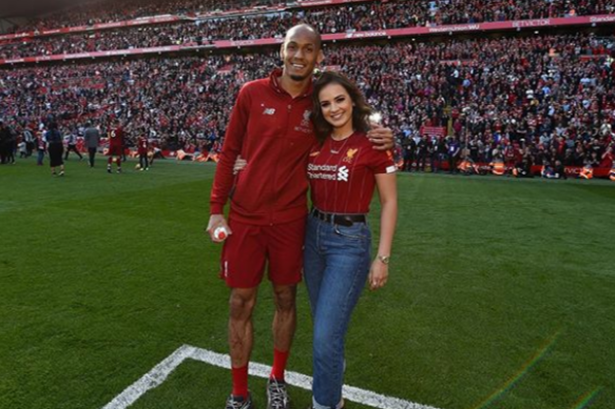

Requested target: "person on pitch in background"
[
  {"left": 0, "top": 121, "right": 10, "bottom": 164},
  {"left": 137, "top": 131, "right": 150, "bottom": 171},
  {"left": 107, "top": 119, "right": 124, "bottom": 174},
  {"left": 36, "top": 130, "right": 46, "bottom": 166},
  {"left": 64, "top": 128, "right": 83, "bottom": 161},
  {"left": 206, "top": 24, "right": 394, "bottom": 409},
  {"left": 46, "top": 122, "right": 65, "bottom": 176},
  {"left": 84, "top": 122, "right": 101, "bottom": 168}
]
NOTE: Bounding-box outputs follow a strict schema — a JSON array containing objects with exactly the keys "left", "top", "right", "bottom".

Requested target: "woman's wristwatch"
[{"left": 378, "top": 255, "right": 390, "bottom": 265}]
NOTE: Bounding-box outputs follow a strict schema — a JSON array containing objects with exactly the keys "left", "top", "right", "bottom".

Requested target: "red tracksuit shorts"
[{"left": 220, "top": 217, "right": 305, "bottom": 288}]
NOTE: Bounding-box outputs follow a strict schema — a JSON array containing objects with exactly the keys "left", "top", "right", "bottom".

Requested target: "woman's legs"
[
  {"left": 303, "top": 217, "right": 326, "bottom": 316},
  {"left": 304, "top": 218, "right": 371, "bottom": 408}
]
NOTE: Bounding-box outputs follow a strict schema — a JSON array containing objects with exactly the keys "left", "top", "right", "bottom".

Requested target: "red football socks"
[
  {"left": 270, "top": 348, "right": 289, "bottom": 382},
  {"left": 231, "top": 365, "right": 249, "bottom": 398}
]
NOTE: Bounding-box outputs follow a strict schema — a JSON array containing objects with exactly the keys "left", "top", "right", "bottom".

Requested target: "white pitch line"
[
  {"left": 101, "top": 345, "right": 194, "bottom": 409},
  {"left": 103, "top": 344, "right": 443, "bottom": 409}
]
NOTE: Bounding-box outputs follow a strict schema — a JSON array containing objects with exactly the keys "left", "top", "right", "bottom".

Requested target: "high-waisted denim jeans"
[{"left": 303, "top": 214, "right": 371, "bottom": 409}]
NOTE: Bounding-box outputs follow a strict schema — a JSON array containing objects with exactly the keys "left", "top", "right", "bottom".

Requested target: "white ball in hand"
[{"left": 214, "top": 226, "right": 228, "bottom": 241}]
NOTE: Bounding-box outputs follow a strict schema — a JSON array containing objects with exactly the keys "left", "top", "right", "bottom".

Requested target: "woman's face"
[{"left": 318, "top": 83, "right": 354, "bottom": 133}]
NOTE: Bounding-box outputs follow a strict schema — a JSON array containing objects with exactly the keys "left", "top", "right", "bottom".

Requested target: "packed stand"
[
  {"left": 1, "top": 33, "right": 614, "bottom": 175},
  {"left": 10, "top": 0, "right": 281, "bottom": 33},
  {"left": 3, "top": 0, "right": 615, "bottom": 59},
  {"left": 0, "top": 53, "right": 279, "bottom": 157},
  {"left": 0, "top": 17, "right": 290, "bottom": 59},
  {"left": 331, "top": 35, "right": 615, "bottom": 174},
  {"left": 15, "top": 0, "right": 615, "bottom": 34}
]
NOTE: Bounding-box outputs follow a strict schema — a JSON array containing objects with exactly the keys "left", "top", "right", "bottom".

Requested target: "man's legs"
[
  {"left": 107, "top": 155, "right": 121, "bottom": 173},
  {"left": 89, "top": 148, "right": 96, "bottom": 167},
  {"left": 264, "top": 218, "right": 304, "bottom": 409},
  {"left": 220, "top": 220, "right": 267, "bottom": 408},
  {"left": 229, "top": 287, "right": 259, "bottom": 399},
  {"left": 140, "top": 153, "right": 149, "bottom": 169},
  {"left": 73, "top": 145, "right": 83, "bottom": 159},
  {"left": 271, "top": 284, "right": 296, "bottom": 380}
]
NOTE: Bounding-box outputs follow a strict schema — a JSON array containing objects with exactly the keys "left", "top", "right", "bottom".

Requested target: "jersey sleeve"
[
  {"left": 369, "top": 148, "right": 397, "bottom": 175},
  {"left": 209, "top": 83, "right": 251, "bottom": 215}
]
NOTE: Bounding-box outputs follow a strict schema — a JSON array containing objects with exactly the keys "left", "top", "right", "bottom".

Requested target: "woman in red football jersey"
[
  {"left": 304, "top": 71, "right": 397, "bottom": 409},
  {"left": 233, "top": 71, "right": 397, "bottom": 409}
]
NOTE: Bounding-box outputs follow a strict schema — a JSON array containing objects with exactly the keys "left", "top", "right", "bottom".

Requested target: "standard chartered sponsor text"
[
  {"left": 308, "top": 164, "right": 338, "bottom": 172},
  {"left": 308, "top": 172, "right": 337, "bottom": 180}
]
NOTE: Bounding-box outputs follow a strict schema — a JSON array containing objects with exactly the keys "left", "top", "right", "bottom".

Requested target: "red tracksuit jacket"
[{"left": 210, "top": 69, "right": 317, "bottom": 225}]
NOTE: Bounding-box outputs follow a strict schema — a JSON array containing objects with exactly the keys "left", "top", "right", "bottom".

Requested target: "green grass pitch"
[{"left": 0, "top": 157, "right": 613, "bottom": 409}]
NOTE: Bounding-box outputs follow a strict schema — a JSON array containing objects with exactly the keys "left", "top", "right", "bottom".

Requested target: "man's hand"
[
  {"left": 233, "top": 155, "right": 247, "bottom": 175},
  {"left": 367, "top": 125, "right": 395, "bottom": 151},
  {"left": 206, "top": 214, "right": 232, "bottom": 243}
]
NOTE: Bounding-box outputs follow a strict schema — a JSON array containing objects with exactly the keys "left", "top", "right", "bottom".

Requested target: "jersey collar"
[{"left": 270, "top": 68, "right": 313, "bottom": 99}]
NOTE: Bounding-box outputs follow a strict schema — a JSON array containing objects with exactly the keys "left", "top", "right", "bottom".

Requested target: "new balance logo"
[
  {"left": 263, "top": 108, "right": 276, "bottom": 115},
  {"left": 337, "top": 166, "right": 349, "bottom": 182}
]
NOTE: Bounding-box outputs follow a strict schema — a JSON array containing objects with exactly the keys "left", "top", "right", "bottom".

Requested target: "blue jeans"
[{"left": 303, "top": 215, "right": 371, "bottom": 408}]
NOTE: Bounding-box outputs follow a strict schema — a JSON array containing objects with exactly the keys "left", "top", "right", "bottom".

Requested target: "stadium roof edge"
[{"left": 0, "top": 0, "right": 107, "bottom": 31}]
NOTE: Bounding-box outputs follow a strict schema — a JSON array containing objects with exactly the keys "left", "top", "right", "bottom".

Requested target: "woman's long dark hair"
[{"left": 311, "top": 71, "right": 372, "bottom": 143}]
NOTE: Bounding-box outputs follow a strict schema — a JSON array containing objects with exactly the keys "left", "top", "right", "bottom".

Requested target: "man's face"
[{"left": 280, "top": 27, "right": 323, "bottom": 82}]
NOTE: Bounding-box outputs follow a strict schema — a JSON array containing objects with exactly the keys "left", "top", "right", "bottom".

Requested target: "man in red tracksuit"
[
  {"left": 137, "top": 133, "right": 149, "bottom": 170},
  {"left": 107, "top": 119, "right": 124, "bottom": 174},
  {"left": 207, "top": 24, "right": 392, "bottom": 409}
]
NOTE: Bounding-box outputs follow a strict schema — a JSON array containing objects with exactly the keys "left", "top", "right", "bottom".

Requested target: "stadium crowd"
[
  {"left": 3, "top": 0, "right": 615, "bottom": 59},
  {"left": 1, "top": 32, "right": 614, "bottom": 173},
  {"left": 337, "top": 34, "right": 615, "bottom": 173},
  {"left": 12, "top": 0, "right": 615, "bottom": 35},
  {"left": 0, "top": 53, "right": 278, "bottom": 155},
  {"left": 9, "top": 0, "right": 278, "bottom": 33}
]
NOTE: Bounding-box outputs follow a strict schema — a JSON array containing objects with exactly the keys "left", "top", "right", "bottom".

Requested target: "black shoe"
[
  {"left": 225, "top": 393, "right": 254, "bottom": 409},
  {"left": 107, "top": 166, "right": 112, "bottom": 174},
  {"left": 267, "top": 378, "right": 290, "bottom": 409}
]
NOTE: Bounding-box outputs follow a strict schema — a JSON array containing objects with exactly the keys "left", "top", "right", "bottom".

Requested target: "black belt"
[{"left": 311, "top": 208, "right": 366, "bottom": 227}]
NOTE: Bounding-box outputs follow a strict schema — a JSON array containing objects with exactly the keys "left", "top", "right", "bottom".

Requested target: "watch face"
[{"left": 379, "top": 256, "right": 390, "bottom": 264}]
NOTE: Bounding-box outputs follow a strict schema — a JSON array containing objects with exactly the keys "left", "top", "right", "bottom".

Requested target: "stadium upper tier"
[
  {"left": 1, "top": 0, "right": 614, "bottom": 61},
  {"left": 7, "top": 0, "right": 279, "bottom": 33},
  {"left": 1, "top": 33, "right": 613, "bottom": 171}
]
